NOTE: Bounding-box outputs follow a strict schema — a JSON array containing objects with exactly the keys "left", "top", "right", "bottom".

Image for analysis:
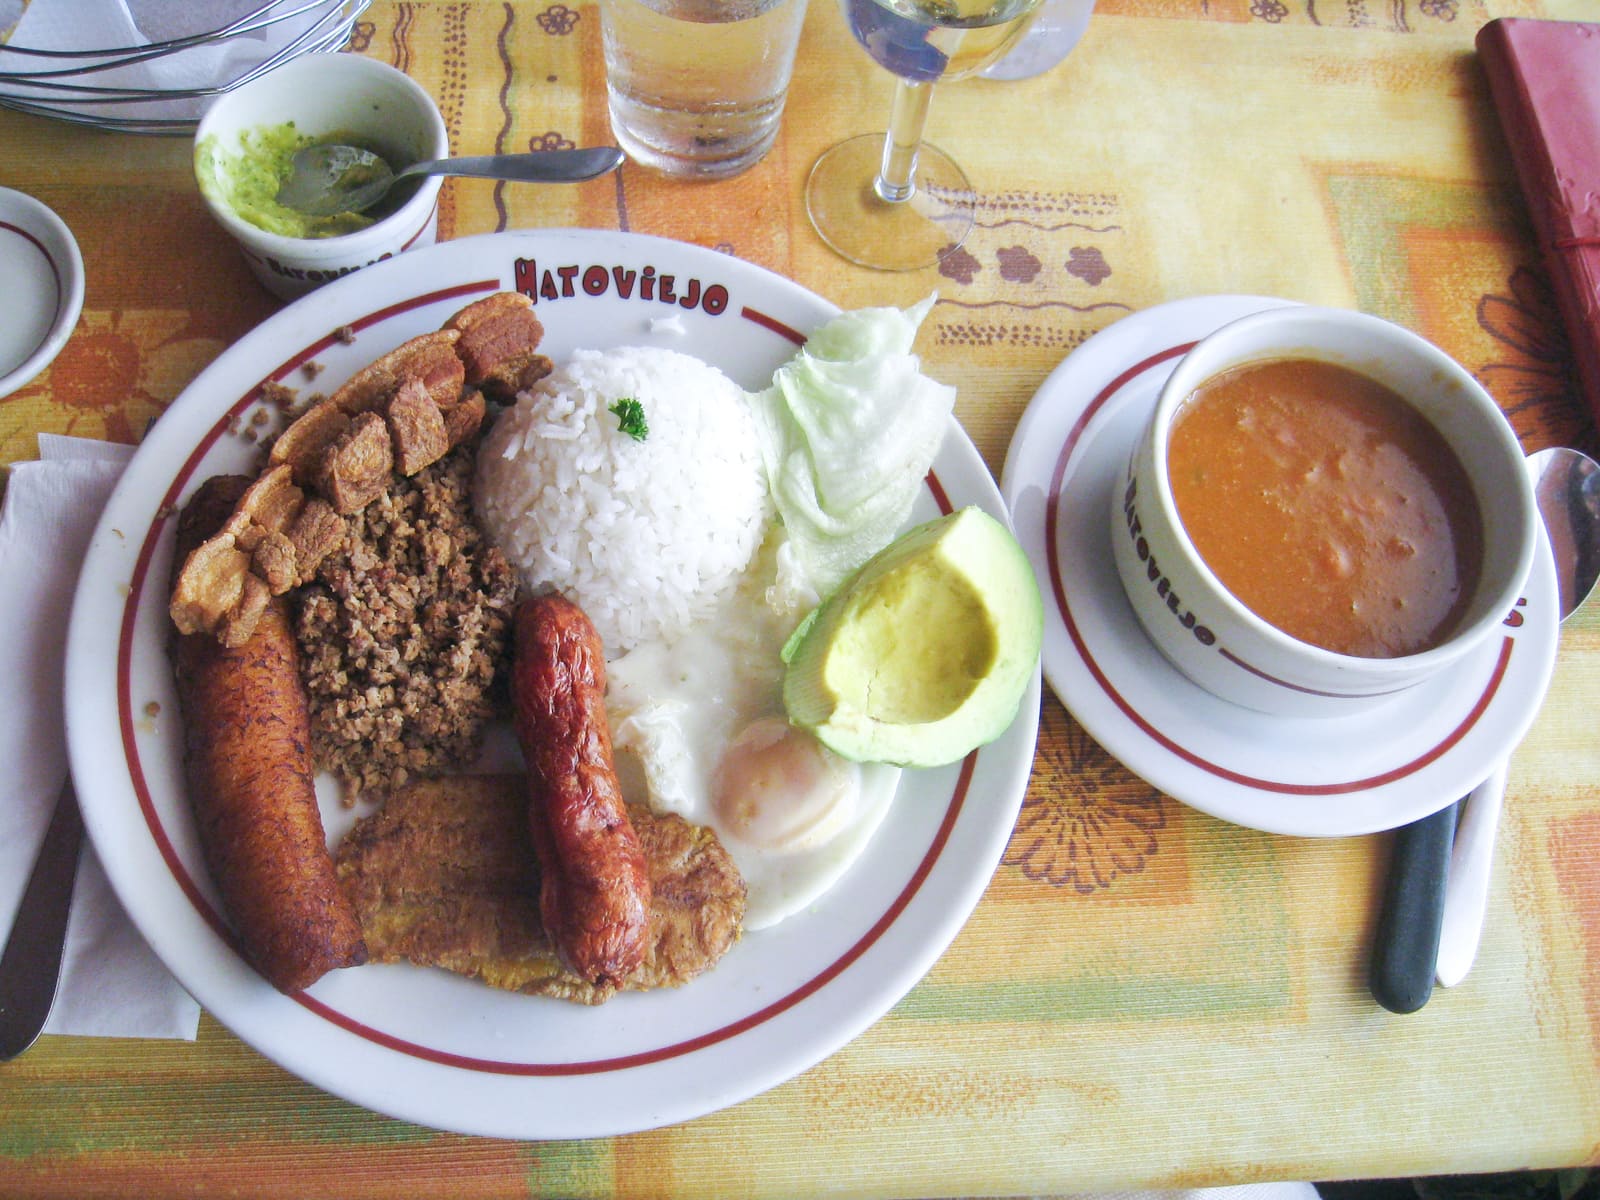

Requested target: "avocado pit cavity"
[
  {"left": 782, "top": 506, "right": 1042, "bottom": 768},
  {"left": 826, "top": 567, "right": 996, "bottom": 726}
]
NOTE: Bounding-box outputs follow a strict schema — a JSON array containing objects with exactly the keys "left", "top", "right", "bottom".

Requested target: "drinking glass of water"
[
  {"left": 601, "top": 0, "right": 810, "bottom": 180},
  {"left": 804, "top": 0, "right": 1044, "bottom": 271}
]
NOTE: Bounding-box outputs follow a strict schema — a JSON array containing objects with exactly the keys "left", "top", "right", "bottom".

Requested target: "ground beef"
[{"left": 294, "top": 446, "right": 518, "bottom": 799}]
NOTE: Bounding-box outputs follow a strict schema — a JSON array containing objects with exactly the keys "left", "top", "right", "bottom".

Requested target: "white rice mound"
[{"left": 475, "top": 345, "right": 771, "bottom": 653}]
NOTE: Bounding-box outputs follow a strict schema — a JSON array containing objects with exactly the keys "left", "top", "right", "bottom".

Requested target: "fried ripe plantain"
[{"left": 170, "top": 475, "right": 368, "bottom": 993}]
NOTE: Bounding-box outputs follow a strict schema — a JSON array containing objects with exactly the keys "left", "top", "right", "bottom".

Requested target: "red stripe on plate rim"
[
  {"left": 1, "top": 218, "right": 64, "bottom": 295},
  {"left": 1042, "top": 342, "right": 1515, "bottom": 797},
  {"left": 115, "top": 293, "right": 973, "bottom": 1074},
  {"left": 1, "top": 218, "right": 66, "bottom": 356}
]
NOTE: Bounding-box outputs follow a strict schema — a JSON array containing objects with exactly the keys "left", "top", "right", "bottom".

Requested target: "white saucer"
[
  {"left": 0, "top": 188, "right": 84, "bottom": 399},
  {"left": 1001, "top": 295, "right": 1561, "bottom": 838}
]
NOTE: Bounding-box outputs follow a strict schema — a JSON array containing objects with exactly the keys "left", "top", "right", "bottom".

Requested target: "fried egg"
[{"left": 607, "top": 534, "right": 901, "bottom": 930}]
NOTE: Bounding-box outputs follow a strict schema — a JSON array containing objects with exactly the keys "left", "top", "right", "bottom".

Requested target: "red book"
[{"left": 1477, "top": 18, "right": 1600, "bottom": 430}]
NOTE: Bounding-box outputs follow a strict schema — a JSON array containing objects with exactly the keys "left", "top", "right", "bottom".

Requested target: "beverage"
[
  {"left": 842, "top": 0, "right": 1040, "bottom": 83},
  {"left": 982, "top": 0, "right": 1095, "bottom": 79},
  {"left": 601, "top": 0, "right": 810, "bottom": 179},
  {"left": 805, "top": 0, "right": 1042, "bottom": 269}
]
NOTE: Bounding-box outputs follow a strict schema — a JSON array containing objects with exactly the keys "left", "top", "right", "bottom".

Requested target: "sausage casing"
[
  {"left": 510, "top": 593, "right": 651, "bottom": 988},
  {"left": 170, "top": 476, "right": 367, "bottom": 993}
]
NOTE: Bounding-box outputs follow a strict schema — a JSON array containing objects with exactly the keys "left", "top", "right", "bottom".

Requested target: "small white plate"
[
  {"left": 0, "top": 188, "right": 84, "bottom": 398},
  {"left": 64, "top": 229, "right": 1040, "bottom": 1139},
  {"left": 1001, "top": 295, "right": 1559, "bottom": 838}
]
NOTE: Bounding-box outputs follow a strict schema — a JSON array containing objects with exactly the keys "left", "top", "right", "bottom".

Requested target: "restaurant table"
[{"left": 3, "top": 0, "right": 1600, "bottom": 1197}]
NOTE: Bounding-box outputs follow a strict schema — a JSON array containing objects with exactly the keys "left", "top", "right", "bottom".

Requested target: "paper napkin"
[{"left": 0, "top": 434, "right": 200, "bottom": 1040}]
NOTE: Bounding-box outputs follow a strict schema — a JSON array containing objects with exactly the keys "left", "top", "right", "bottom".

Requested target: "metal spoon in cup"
[
  {"left": 275, "top": 144, "right": 625, "bottom": 218},
  {"left": 1369, "top": 445, "right": 1599, "bottom": 1013}
]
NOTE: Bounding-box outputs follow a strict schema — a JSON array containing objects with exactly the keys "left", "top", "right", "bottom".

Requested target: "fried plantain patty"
[{"left": 334, "top": 774, "right": 745, "bottom": 1004}]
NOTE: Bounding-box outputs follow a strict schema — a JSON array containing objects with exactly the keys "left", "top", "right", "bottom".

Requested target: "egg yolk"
[{"left": 712, "top": 717, "right": 859, "bottom": 854}]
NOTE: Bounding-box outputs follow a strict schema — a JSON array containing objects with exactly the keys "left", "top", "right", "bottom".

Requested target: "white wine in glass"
[
  {"left": 805, "top": 0, "right": 1043, "bottom": 271},
  {"left": 982, "top": 0, "right": 1094, "bottom": 80}
]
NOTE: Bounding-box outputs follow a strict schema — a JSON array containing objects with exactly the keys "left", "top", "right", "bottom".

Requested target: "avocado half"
[{"left": 781, "top": 506, "right": 1043, "bottom": 768}]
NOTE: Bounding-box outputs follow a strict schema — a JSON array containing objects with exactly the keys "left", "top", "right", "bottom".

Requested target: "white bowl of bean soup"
[{"left": 1111, "top": 304, "right": 1537, "bottom": 717}]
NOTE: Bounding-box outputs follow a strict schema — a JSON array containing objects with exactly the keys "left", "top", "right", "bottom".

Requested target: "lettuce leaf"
[{"left": 749, "top": 295, "right": 956, "bottom": 595}]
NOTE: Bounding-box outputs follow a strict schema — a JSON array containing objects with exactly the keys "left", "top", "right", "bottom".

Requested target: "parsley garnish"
[{"left": 609, "top": 397, "right": 648, "bottom": 441}]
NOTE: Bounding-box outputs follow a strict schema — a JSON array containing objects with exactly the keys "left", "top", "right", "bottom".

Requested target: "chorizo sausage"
[
  {"left": 170, "top": 475, "right": 367, "bottom": 993},
  {"left": 510, "top": 593, "right": 651, "bottom": 988}
]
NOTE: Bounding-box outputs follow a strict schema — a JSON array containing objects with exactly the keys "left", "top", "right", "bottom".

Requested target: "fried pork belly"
[
  {"left": 334, "top": 774, "right": 745, "bottom": 1004},
  {"left": 444, "top": 292, "right": 553, "bottom": 401},
  {"left": 171, "top": 292, "right": 539, "bottom": 648}
]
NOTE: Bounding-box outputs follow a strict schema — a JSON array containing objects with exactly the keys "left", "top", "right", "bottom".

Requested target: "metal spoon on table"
[
  {"left": 1369, "top": 446, "right": 1600, "bottom": 1014},
  {"left": 1436, "top": 447, "right": 1600, "bottom": 987},
  {"left": 274, "top": 144, "right": 625, "bottom": 218}
]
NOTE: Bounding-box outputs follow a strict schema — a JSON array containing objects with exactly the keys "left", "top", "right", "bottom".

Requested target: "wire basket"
[{"left": 0, "top": 0, "right": 372, "bottom": 134}]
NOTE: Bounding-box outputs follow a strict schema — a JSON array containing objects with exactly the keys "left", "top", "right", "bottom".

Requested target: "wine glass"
[
  {"left": 982, "top": 0, "right": 1095, "bottom": 80},
  {"left": 805, "top": 0, "right": 1044, "bottom": 271}
]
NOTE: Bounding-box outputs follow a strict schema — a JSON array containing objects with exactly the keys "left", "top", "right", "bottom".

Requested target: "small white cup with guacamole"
[{"left": 194, "top": 53, "right": 449, "bottom": 301}]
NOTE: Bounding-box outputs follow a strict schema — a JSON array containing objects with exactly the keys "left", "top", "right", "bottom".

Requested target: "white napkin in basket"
[
  {"left": 0, "top": 434, "right": 200, "bottom": 1040},
  {"left": 0, "top": 1, "right": 357, "bottom": 125}
]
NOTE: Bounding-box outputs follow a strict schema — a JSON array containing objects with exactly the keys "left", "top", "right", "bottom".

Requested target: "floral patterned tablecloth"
[{"left": 2, "top": 0, "right": 1599, "bottom": 1196}]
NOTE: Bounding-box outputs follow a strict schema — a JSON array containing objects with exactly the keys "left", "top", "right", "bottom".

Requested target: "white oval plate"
[
  {"left": 1001, "top": 294, "right": 1558, "bottom": 838},
  {"left": 0, "top": 187, "right": 84, "bottom": 398},
  {"left": 64, "top": 229, "right": 1040, "bottom": 1140}
]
